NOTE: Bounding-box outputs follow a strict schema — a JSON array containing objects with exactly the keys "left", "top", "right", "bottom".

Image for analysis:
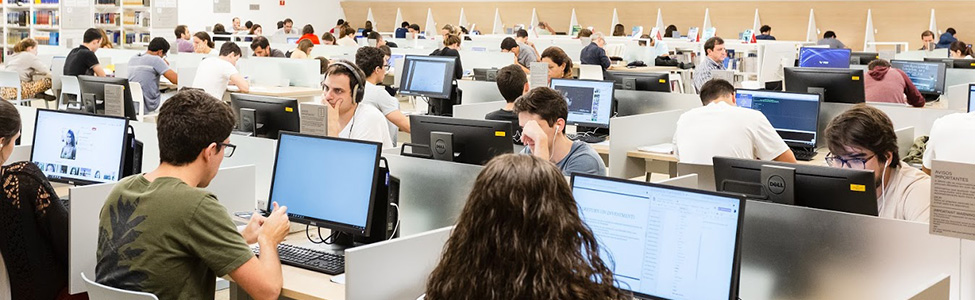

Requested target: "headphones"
[{"left": 330, "top": 61, "right": 366, "bottom": 103}]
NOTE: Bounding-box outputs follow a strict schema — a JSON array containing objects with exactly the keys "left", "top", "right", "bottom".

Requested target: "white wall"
[{"left": 177, "top": 0, "right": 345, "bottom": 37}]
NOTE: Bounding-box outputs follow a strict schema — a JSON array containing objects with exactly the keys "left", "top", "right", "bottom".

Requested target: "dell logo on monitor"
[
  {"left": 434, "top": 139, "right": 447, "bottom": 155},
  {"left": 766, "top": 175, "right": 787, "bottom": 194}
]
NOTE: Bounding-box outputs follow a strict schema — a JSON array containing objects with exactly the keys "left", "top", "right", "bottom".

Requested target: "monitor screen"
[
  {"left": 735, "top": 89, "right": 821, "bottom": 148},
  {"left": 388, "top": 53, "right": 405, "bottom": 69},
  {"left": 399, "top": 55, "right": 456, "bottom": 99},
  {"left": 30, "top": 109, "right": 128, "bottom": 185},
  {"left": 798, "top": 47, "right": 852, "bottom": 69},
  {"left": 286, "top": 37, "right": 299, "bottom": 44},
  {"left": 969, "top": 84, "right": 975, "bottom": 113},
  {"left": 550, "top": 79, "right": 615, "bottom": 128},
  {"left": 890, "top": 60, "right": 946, "bottom": 94},
  {"left": 572, "top": 174, "right": 744, "bottom": 300},
  {"left": 268, "top": 132, "right": 381, "bottom": 235}
]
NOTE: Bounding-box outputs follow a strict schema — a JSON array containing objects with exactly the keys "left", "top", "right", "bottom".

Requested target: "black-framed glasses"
[
  {"left": 219, "top": 143, "right": 237, "bottom": 157},
  {"left": 381, "top": 64, "right": 390, "bottom": 71},
  {"left": 825, "top": 153, "right": 875, "bottom": 169}
]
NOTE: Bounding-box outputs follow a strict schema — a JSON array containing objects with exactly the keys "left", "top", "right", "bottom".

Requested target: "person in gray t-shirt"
[
  {"left": 514, "top": 86, "right": 607, "bottom": 177},
  {"left": 127, "top": 38, "right": 178, "bottom": 112},
  {"left": 816, "top": 31, "right": 847, "bottom": 49}
]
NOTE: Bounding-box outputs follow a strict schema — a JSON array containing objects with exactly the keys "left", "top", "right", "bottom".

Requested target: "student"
[
  {"left": 424, "top": 154, "right": 630, "bottom": 300},
  {"left": 98, "top": 28, "right": 114, "bottom": 49},
  {"left": 247, "top": 24, "right": 263, "bottom": 41},
  {"left": 540, "top": 46, "right": 573, "bottom": 82},
  {"left": 368, "top": 31, "right": 397, "bottom": 48},
  {"left": 515, "top": 87, "right": 606, "bottom": 176},
  {"left": 824, "top": 104, "right": 931, "bottom": 222},
  {"left": 0, "top": 100, "right": 77, "bottom": 300},
  {"left": 232, "top": 17, "right": 244, "bottom": 32},
  {"left": 864, "top": 59, "right": 924, "bottom": 107},
  {"left": 673, "top": 79, "right": 796, "bottom": 165},
  {"left": 0, "top": 38, "right": 54, "bottom": 101},
  {"left": 212, "top": 23, "right": 231, "bottom": 42},
  {"left": 692, "top": 37, "right": 727, "bottom": 92},
  {"left": 408, "top": 24, "right": 422, "bottom": 39},
  {"left": 640, "top": 34, "right": 670, "bottom": 57},
  {"left": 330, "top": 19, "right": 345, "bottom": 34},
  {"left": 337, "top": 27, "right": 357, "bottom": 47},
  {"left": 536, "top": 21, "right": 553, "bottom": 35},
  {"left": 430, "top": 35, "right": 463, "bottom": 79},
  {"left": 322, "top": 61, "right": 393, "bottom": 148},
  {"left": 275, "top": 18, "right": 296, "bottom": 36},
  {"left": 485, "top": 64, "right": 529, "bottom": 144},
  {"left": 920, "top": 30, "right": 936, "bottom": 50},
  {"left": 756, "top": 25, "right": 776, "bottom": 40},
  {"left": 356, "top": 47, "right": 410, "bottom": 144},
  {"left": 500, "top": 37, "right": 534, "bottom": 73},
  {"left": 936, "top": 28, "right": 957, "bottom": 49},
  {"left": 174, "top": 25, "right": 194, "bottom": 53},
  {"left": 923, "top": 110, "right": 975, "bottom": 174},
  {"left": 297, "top": 24, "right": 320, "bottom": 44},
  {"left": 440, "top": 24, "right": 457, "bottom": 41},
  {"left": 580, "top": 32, "right": 611, "bottom": 71},
  {"left": 276, "top": 21, "right": 284, "bottom": 30},
  {"left": 817, "top": 31, "right": 847, "bottom": 49},
  {"left": 315, "top": 56, "right": 329, "bottom": 75},
  {"left": 664, "top": 24, "right": 679, "bottom": 38},
  {"left": 244, "top": 21, "right": 253, "bottom": 32},
  {"left": 291, "top": 39, "right": 314, "bottom": 59},
  {"left": 363, "top": 21, "right": 374, "bottom": 37},
  {"left": 514, "top": 29, "right": 540, "bottom": 61},
  {"left": 192, "top": 42, "right": 249, "bottom": 99},
  {"left": 95, "top": 89, "right": 292, "bottom": 299},
  {"left": 949, "top": 41, "right": 973, "bottom": 59},
  {"left": 250, "top": 36, "right": 285, "bottom": 57},
  {"left": 576, "top": 28, "right": 593, "bottom": 39},
  {"left": 64, "top": 28, "right": 107, "bottom": 77},
  {"left": 612, "top": 23, "right": 626, "bottom": 37},
  {"left": 395, "top": 21, "right": 409, "bottom": 39},
  {"left": 192, "top": 31, "right": 215, "bottom": 54},
  {"left": 127, "top": 37, "right": 179, "bottom": 113}
]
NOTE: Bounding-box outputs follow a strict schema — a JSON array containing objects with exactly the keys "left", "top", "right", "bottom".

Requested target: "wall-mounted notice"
[
  {"left": 104, "top": 84, "right": 125, "bottom": 118},
  {"left": 930, "top": 160, "right": 975, "bottom": 240},
  {"left": 299, "top": 102, "right": 328, "bottom": 136},
  {"left": 62, "top": 0, "right": 92, "bottom": 29},
  {"left": 214, "top": 0, "right": 231, "bottom": 13}
]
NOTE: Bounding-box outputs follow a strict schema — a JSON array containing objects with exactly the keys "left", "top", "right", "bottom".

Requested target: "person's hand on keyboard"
[
  {"left": 259, "top": 202, "right": 291, "bottom": 247},
  {"left": 241, "top": 212, "right": 267, "bottom": 244}
]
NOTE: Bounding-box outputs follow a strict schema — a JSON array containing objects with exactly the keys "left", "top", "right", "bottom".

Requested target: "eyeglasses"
[
  {"left": 219, "top": 142, "right": 237, "bottom": 157},
  {"left": 825, "top": 153, "right": 875, "bottom": 169},
  {"left": 381, "top": 64, "right": 390, "bottom": 71}
]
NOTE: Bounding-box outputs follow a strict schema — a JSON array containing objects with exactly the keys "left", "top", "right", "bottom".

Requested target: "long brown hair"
[
  {"left": 541, "top": 46, "right": 574, "bottom": 78},
  {"left": 425, "top": 154, "right": 630, "bottom": 300}
]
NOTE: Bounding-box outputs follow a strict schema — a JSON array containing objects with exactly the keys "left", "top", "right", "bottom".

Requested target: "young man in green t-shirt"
[{"left": 95, "top": 88, "right": 291, "bottom": 300}]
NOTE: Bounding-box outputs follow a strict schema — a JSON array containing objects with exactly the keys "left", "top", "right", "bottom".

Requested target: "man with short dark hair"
[
  {"left": 367, "top": 31, "right": 397, "bottom": 48},
  {"left": 174, "top": 25, "right": 193, "bottom": 53},
  {"left": 936, "top": 28, "right": 957, "bottom": 49},
  {"left": 514, "top": 29, "right": 540, "bottom": 62},
  {"left": 692, "top": 37, "right": 727, "bottom": 91},
  {"left": 824, "top": 104, "right": 930, "bottom": 222},
  {"left": 920, "top": 30, "right": 936, "bottom": 50},
  {"left": 355, "top": 46, "right": 409, "bottom": 144},
  {"left": 580, "top": 32, "right": 611, "bottom": 71},
  {"left": 96, "top": 88, "right": 292, "bottom": 299},
  {"left": 64, "top": 28, "right": 106, "bottom": 77},
  {"left": 249, "top": 36, "right": 285, "bottom": 57},
  {"left": 322, "top": 60, "right": 393, "bottom": 148},
  {"left": 486, "top": 64, "right": 529, "bottom": 144},
  {"left": 274, "top": 18, "right": 296, "bottom": 36},
  {"left": 673, "top": 79, "right": 796, "bottom": 165},
  {"left": 817, "top": 31, "right": 847, "bottom": 49},
  {"left": 330, "top": 19, "right": 345, "bottom": 34},
  {"left": 192, "top": 43, "right": 249, "bottom": 99},
  {"left": 408, "top": 24, "right": 422, "bottom": 39},
  {"left": 756, "top": 25, "right": 775, "bottom": 40},
  {"left": 515, "top": 87, "right": 606, "bottom": 176},
  {"left": 500, "top": 37, "right": 536, "bottom": 73},
  {"left": 127, "top": 37, "right": 178, "bottom": 112},
  {"left": 395, "top": 21, "right": 410, "bottom": 38}
]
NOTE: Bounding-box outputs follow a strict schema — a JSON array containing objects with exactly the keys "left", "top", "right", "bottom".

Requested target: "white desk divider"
[
  {"left": 7, "top": 145, "right": 31, "bottom": 166},
  {"left": 221, "top": 134, "right": 278, "bottom": 203},
  {"left": 653, "top": 173, "right": 698, "bottom": 189},
  {"left": 458, "top": 51, "right": 516, "bottom": 73},
  {"left": 176, "top": 67, "right": 197, "bottom": 89},
  {"left": 895, "top": 126, "right": 915, "bottom": 159},
  {"left": 390, "top": 48, "right": 434, "bottom": 57},
  {"left": 614, "top": 90, "right": 700, "bottom": 117},
  {"left": 309, "top": 45, "right": 362, "bottom": 59},
  {"left": 961, "top": 240, "right": 975, "bottom": 298},
  {"left": 907, "top": 274, "right": 950, "bottom": 300},
  {"left": 578, "top": 65, "right": 604, "bottom": 80},
  {"left": 457, "top": 80, "right": 505, "bottom": 104},
  {"left": 608, "top": 109, "right": 686, "bottom": 179},
  {"left": 819, "top": 103, "right": 958, "bottom": 145},
  {"left": 676, "top": 162, "right": 716, "bottom": 192},
  {"left": 345, "top": 226, "right": 453, "bottom": 300},
  {"left": 206, "top": 165, "right": 258, "bottom": 214},
  {"left": 453, "top": 101, "right": 504, "bottom": 120},
  {"left": 15, "top": 105, "right": 36, "bottom": 141},
  {"left": 384, "top": 153, "right": 481, "bottom": 236},
  {"left": 172, "top": 53, "right": 207, "bottom": 69},
  {"left": 945, "top": 69, "right": 975, "bottom": 90},
  {"left": 944, "top": 83, "right": 971, "bottom": 112},
  {"left": 68, "top": 182, "right": 118, "bottom": 294}
]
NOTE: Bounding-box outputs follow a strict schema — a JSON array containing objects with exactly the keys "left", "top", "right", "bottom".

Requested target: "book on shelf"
[
  {"left": 6, "top": 11, "right": 29, "bottom": 26},
  {"left": 32, "top": 10, "right": 59, "bottom": 26},
  {"left": 122, "top": 10, "right": 149, "bottom": 27},
  {"left": 94, "top": 12, "right": 120, "bottom": 25},
  {"left": 34, "top": 0, "right": 60, "bottom": 4}
]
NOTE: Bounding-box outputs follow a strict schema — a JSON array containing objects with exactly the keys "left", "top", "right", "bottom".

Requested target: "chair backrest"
[
  {"left": 81, "top": 273, "right": 158, "bottom": 300},
  {"left": 114, "top": 63, "right": 129, "bottom": 79},
  {"left": 128, "top": 81, "right": 144, "bottom": 117},
  {"left": 578, "top": 64, "right": 604, "bottom": 80},
  {"left": 59, "top": 76, "right": 81, "bottom": 109},
  {"left": 51, "top": 56, "right": 67, "bottom": 91}
]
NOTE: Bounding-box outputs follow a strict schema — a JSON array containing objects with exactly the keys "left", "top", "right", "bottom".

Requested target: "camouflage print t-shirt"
[{"left": 95, "top": 175, "right": 253, "bottom": 300}]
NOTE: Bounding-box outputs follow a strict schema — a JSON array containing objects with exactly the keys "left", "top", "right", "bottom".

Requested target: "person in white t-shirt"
[
  {"left": 322, "top": 60, "right": 393, "bottom": 148},
  {"left": 191, "top": 42, "right": 249, "bottom": 100},
  {"left": 355, "top": 46, "right": 410, "bottom": 144},
  {"left": 824, "top": 104, "right": 931, "bottom": 222},
  {"left": 672, "top": 79, "right": 796, "bottom": 165},
  {"left": 922, "top": 112, "right": 975, "bottom": 174}
]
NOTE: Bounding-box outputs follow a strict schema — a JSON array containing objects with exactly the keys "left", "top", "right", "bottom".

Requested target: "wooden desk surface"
[
  {"left": 229, "top": 85, "right": 322, "bottom": 98},
  {"left": 624, "top": 148, "right": 829, "bottom": 166},
  {"left": 227, "top": 231, "right": 346, "bottom": 300},
  {"left": 607, "top": 65, "right": 679, "bottom": 72}
]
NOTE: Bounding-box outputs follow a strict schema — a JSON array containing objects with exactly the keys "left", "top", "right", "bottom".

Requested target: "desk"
[
  {"left": 607, "top": 65, "right": 678, "bottom": 72},
  {"left": 227, "top": 231, "right": 345, "bottom": 300},
  {"left": 625, "top": 148, "right": 829, "bottom": 179},
  {"left": 242, "top": 86, "right": 322, "bottom": 99}
]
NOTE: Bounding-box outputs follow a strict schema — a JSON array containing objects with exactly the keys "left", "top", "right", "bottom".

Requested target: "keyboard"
[
  {"left": 252, "top": 243, "right": 345, "bottom": 275},
  {"left": 568, "top": 134, "right": 607, "bottom": 144},
  {"left": 793, "top": 148, "right": 817, "bottom": 161}
]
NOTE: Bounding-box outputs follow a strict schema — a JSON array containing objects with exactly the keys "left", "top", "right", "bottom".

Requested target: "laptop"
[{"left": 571, "top": 174, "right": 745, "bottom": 300}]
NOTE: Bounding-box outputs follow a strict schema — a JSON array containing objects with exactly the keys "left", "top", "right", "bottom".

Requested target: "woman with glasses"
[{"left": 823, "top": 104, "right": 931, "bottom": 222}]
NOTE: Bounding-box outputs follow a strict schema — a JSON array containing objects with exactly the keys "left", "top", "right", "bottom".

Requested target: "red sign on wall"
[{"left": 279, "top": 0, "right": 285, "bottom": 6}]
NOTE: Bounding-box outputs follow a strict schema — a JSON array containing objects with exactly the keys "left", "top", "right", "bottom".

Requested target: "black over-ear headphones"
[{"left": 331, "top": 61, "right": 366, "bottom": 103}]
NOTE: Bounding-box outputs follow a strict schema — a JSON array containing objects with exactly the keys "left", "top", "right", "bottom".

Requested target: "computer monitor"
[
  {"left": 784, "top": 67, "right": 865, "bottom": 104},
  {"left": 399, "top": 55, "right": 456, "bottom": 99},
  {"left": 286, "top": 37, "right": 299, "bottom": 44},
  {"left": 30, "top": 109, "right": 129, "bottom": 185},
  {"left": 571, "top": 174, "right": 745, "bottom": 300},
  {"left": 968, "top": 84, "right": 975, "bottom": 113},
  {"left": 850, "top": 51, "right": 879, "bottom": 65},
  {"left": 798, "top": 47, "right": 852, "bottom": 68},
  {"left": 890, "top": 60, "right": 946, "bottom": 96},
  {"left": 267, "top": 132, "right": 382, "bottom": 237},
  {"left": 606, "top": 71, "right": 670, "bottom": 92},
  {"left": 735, "top": 89, "right": 821, "bottom": 149},
  {"left": 388, "top": 53, "right": 405, "bottom": 70},
  {"left": 549, "top": 78, "right": 615, "bottom": 129},
  {"left": 408, "top": 115, "right": 513, "bottom": 165},
  {"left": 229, "top": 93, "right": 300, "bottom": 139},
  {"left": 472, "top": 68, "right": 499, "bottom": 82},
  {"left": 77, "top": 75, "right": 138, "bottom": 121},
  {"left": 712, "top": 156, "right": 878, "bottom": 216},
  {"left": 924, "top": 57, "right": 975, "bottom": 69}
]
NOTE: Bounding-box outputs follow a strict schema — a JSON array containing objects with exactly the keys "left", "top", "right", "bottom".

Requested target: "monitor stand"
[
  {"left": 761, "top": 164, "right": 795, "bottom": 206},
  {"left": 427, "top": 83, "right": 462, "bottom": 116},
  {"left": 331, "top": 232, "right": 356, "bottom": 248},
  {"left": 429, "top": 131, "right": 455, "bottom": 162}
]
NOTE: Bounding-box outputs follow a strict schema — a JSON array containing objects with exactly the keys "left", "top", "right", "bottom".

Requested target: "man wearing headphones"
[
  {"left": 322, "top": 60, "right": 393, "bottom": 148},
  {"left": 514, "top": 87, "right": 606, "bottom": 176}
]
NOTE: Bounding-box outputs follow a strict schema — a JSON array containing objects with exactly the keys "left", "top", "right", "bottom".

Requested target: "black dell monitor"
[
  {"left": 229, "top": 93, "right": 300, "bottom": 139},
  {"left": 400, "top": 55, "right": 458, "bottom": 115},
  {"left": 890, "top": 59, "right": 946, "bottom": 99},
  {"left": 77, "top": 75, "right": 138, "bottom": 121},
  {"left": 30, "top": 109, "right": 129, "bottom": 185},
  {"left": 472, "top": 68, "right": 499, "bottom": 82},
  {"left": 784, "top": 67, "right": 865, "bottom": 104},
  {"left": 267, "top": 132, "right": 382, "bottom": 243},
  {"left": 606, "top": 71, "right": 670, "bottom": 92},
  {"left": 712, "top": 156, "right": 878, "bottom": 216},
  {"left": 408, "top": 115, "right": 513, "bottom": 165},
  {"left": 924, "top": 57, "right": 975, "bottom": 69},
  {"left": 850, "top": 51, "right": 879, "bottom": 65}
]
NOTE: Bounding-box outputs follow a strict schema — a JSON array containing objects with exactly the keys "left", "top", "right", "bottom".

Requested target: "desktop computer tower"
[
  {"left": 122, "top": 125, "right": 143, "bottom": 177},
  {"left": 355, "top": 163, "right": 400, "bottom": 244}
]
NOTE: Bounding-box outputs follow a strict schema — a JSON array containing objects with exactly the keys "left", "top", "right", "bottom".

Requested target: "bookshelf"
[
  {"left": 2, "top": 0, "right": 62, "bottom": 62},
  {"left": 92, "top": 0, "right": 157, "bottom": 49}
]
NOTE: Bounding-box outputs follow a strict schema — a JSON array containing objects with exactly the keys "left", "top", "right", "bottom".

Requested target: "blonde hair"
[
  {"left": 297, "top": 39, "right": 314, "bottom": 53},
  {"left": 13, "top": 38, "right": 37, "bottom": 53},
  {"left": 99, "top": 29, "right": 114, "bottom": 48}
]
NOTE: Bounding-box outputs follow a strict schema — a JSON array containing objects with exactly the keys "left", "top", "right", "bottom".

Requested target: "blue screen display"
[
  {"left": 891, "top": 60, "right": 945, "bottom": 94},
  {"left": 799, "top": 48, "right": 852, "bottom": 69},
  {"left": 736, "top": 90, "right": 821, "bottom": 147}
]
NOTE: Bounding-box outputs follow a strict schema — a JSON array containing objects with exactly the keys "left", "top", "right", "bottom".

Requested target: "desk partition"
[
  {"left": 945, "top": 83, "right": 971, "bottom": 112},
  {"left": 819, "top": 102, "right": 959, "bottom": 147},
  {"left": 615, "top": 90, "right": 700, "bottom": 117},
  {"left": 346, "top": 226, "right": 453, "bottom": 300},
  {"left": 384, "top": 153, "right": 481, "bottom": 236},
  {"left": 608, "top": 109, "right": 686, "bottom": 179},
  {"left": 457, "top": 80, "right": 505, "bottom": 104},
  {"left": 945, "top": 69, "right": 975, "bottom": 89},
  {"left": 458, "top": 51, "right": 515, "bottom": 73},
  {"left": 453, "top": 101, "right": 504, "bottom": 121},
  {"left": 309, "top": 45, "right": 362, "bottom": 59}
]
